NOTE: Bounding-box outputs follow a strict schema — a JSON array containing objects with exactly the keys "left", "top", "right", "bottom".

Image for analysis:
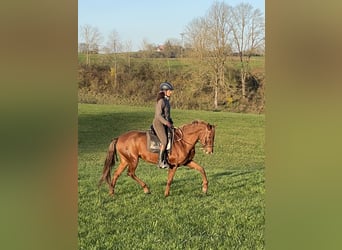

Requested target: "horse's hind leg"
[
  {"left": 127, "top": 158, "right": 150, "bottom": 194},
  {"left": 109, "top": 160, "right": 128, "bottom": 196}
]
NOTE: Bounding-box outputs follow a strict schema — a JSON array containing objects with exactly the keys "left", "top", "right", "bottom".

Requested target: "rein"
[{"left": 174, "top": 127, "right": 193, "bottom": 145}]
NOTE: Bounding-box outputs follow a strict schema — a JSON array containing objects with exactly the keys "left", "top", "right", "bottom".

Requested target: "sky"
[{"left": 78, "top": 0, "right": 265, "bottom": 52}]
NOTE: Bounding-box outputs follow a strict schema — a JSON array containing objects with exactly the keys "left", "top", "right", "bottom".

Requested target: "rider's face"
[{"left": 165, "top": 90, "right": 173, "bottom": 97}]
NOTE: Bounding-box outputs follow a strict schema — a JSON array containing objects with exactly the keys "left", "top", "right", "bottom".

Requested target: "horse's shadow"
[
  {"left": 209, "top": 168, "right": 264, "bottom": 192},
  {"left": 153, "top": 168, "right": 263, "bottom": 196},
  {"left": 210, "top": 168, "right": 263, "bottom": 178}
]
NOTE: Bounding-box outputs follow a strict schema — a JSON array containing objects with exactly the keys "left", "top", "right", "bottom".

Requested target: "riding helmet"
[{"left": 160, "top": 82, "right": 174, "bottom": 91}]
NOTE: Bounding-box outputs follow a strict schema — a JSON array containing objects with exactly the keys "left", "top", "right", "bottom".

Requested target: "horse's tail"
[{"left": 98, "top": 138, "right": 118, "bottom": 187}]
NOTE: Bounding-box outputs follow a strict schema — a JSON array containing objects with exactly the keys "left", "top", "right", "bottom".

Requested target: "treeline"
[
  {"left": 78, "top": 55, "right": 265, "bottom": 113},
  {"left": 78, "top": 2, "right": 265, "bottom": 113}
]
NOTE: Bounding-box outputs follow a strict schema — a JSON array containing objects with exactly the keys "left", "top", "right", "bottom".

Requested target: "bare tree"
[
  {"left": 79, "top": 24, "right": 102, "bottom": 65},
  {"left": 206, "top": 2, "right": 232, "bottom": 109},
  {"left": 185, "top": 17, "right": 208, "bottom": 61},
  {"left": 125, "top": 40, "right": 132, "bottom": 70},
  {"left": 185, "top": 1, "right": 232, "bottom": 109},
  {"left": 229, "top": 3, "right": 265, "bottom": 99},
  {"left": 140, "top": 39, "right": 155, "bottom": 58},
  {"left": 163, "top": 38, "right": 182, "bottom": 58},
  {"left": 107, "top": 30, "right": 122, "bottom": 54},
  {"left": 105, "top": 30, "right": 122, "bottom": 88}
]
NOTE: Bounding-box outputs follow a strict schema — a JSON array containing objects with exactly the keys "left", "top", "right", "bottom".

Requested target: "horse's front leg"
[
  {"left": 185, "top": 161, "right": 208, "bottom": 194},
  {"left": 164, "top": 166, "right": 178, "bottom": 197}
]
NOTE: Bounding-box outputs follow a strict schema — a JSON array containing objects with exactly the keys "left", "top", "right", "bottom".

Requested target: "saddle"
[{"left": 146, "top": 125, "right": 174, "bottom": 153}]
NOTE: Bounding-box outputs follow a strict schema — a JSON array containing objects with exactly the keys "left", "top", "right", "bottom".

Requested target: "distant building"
[{"left": 156, "top": 45, "right": 164, "bottom": 52}]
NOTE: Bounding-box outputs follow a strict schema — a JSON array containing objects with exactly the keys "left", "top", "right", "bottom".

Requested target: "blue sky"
[{"left": 78, "top": 0, "right": 265, "bottom": 51}]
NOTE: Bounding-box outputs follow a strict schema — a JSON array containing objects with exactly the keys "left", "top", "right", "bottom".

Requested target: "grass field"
[{"left": 78, "top": 104, "right": 265, "bottom": 249}]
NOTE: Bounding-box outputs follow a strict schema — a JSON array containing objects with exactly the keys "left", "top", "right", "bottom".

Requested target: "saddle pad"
[{"left": 146, "top": 130, "right": 161, "bottom": 153}]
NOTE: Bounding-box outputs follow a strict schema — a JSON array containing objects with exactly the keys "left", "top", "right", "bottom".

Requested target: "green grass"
[{"left": 78, "top": 104, "right": 265, "bottom": 249}]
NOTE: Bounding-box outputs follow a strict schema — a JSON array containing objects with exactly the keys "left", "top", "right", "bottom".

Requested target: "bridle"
[
  {"left": 199, "top": 125, "right": 215, "bottom": 150},
  {"left": 175, "top": 123, "right": 215, "bottom": 150}
]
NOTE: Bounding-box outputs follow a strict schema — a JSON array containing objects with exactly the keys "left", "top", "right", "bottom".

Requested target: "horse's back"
[
  {"left": 117, "top": 130, "right": 146, "bottom": 143},
  {"left": 116, "top": 130, "right": 147, "bottom": 153}
]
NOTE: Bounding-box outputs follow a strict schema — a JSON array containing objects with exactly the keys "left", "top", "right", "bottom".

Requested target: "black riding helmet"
[{"left": 160, "top": 82, "right": 174, "bottom": 91}]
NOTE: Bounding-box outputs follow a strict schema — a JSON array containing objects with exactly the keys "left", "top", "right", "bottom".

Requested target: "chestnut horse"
[{"left": 98, "top": 120, "right": 216, "bottom": 197}]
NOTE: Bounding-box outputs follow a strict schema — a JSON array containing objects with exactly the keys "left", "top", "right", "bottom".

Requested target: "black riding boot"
[{"left": 158, "top": 149, "right": 170, "bottom": 169}]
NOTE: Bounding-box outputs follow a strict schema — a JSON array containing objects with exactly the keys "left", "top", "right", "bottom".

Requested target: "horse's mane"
[
  {"left": 177, "top": 120, "right": 206, "bottom": 131},
  {"left": 192, "top": 120, "right": 206, "bottom": 125}
]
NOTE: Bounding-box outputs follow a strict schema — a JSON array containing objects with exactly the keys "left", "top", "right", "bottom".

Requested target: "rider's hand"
[{"left": 166, "top": 122, "right": 172, "bottom": 128}]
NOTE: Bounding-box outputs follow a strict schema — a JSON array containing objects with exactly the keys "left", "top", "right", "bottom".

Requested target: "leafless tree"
[
  {"left": 185, "top": 17, "right": 208, "bottom": 61},
  {"left": 229, "top": 3, "right": 265, "bottom": 99},
  {"left": 206, "top": 2, "right": 232, "bottom": 109},
  {"left": 124, "top": 40, "right": 133, "bottom": 69},
  {"left": 107, "top": 30, "right": 122, "bottom": 54},
  {"left": 185, "top": 2, "right": 232, "bottom": 109},
  {"left": 140, "top": 39, "right": 155, "bottom": 58},
  {"left": 105, "top": 30, "right": 122, "bottom": 87},
  {"left": 79, "top": 24, "right": 102, "bottom": 65}
]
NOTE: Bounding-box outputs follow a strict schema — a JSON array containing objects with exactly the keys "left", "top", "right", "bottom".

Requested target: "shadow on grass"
[
  {"left": 79, "top": 110, "right": 153, "bottom": 153},
  {"left": 209, "top": 168, "right": 265, "bottom": 191}
]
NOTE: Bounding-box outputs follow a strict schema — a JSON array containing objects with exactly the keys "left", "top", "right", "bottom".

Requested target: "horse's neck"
[{"left": 179, "top": 126, "right": 201, "bottom": 147}]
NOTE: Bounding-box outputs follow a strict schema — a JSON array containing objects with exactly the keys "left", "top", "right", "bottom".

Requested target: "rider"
[{"left": 153, "top": 82, "right": 174, "bottom": 169}]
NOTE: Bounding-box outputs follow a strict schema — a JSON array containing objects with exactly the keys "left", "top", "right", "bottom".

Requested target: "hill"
[{"left": 78, "top": 54, "right": 265, "bottom": 113}]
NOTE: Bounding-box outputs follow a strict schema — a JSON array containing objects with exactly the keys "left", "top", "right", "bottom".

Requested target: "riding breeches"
[{"left": 152, "top": 121, "right": 167, "bottom": 147}]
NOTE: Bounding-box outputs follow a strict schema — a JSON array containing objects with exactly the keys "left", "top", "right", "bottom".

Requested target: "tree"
[
  {"left": 229, "top": 3, "right": 265, "bottom": 99},
  {"left": 105, "top": 30, "right": 122, "bottom": 88},
  {"left": 163, "top": 39, "right": 182, "bottom": 58},
  {"left": 79, "top": 24, "right": 102, "bottom": 65},
  {"left": 140, "top": 39, "right": 155, "bottom": 58},
  {"left": 185, "top": 1, "right": 232, "bottom": 109},
  {"left": 206, "top": 2, "right": 232, "bottom": 109},
  {"left": 124, "top": 40, "right": 133, "bottom": 70},
  {"left": 185, "top": 17, "right": 208, "bottom": 61}
]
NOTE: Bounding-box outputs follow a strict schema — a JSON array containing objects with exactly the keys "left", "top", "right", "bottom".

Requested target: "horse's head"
[{"left": 196, "top": 121, "right": 216, "bottom": 154}]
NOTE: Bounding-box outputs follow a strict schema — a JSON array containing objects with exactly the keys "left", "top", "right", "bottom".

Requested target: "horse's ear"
[{"left": 208, "top": 124, "right": 217, "bottom": 129}]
